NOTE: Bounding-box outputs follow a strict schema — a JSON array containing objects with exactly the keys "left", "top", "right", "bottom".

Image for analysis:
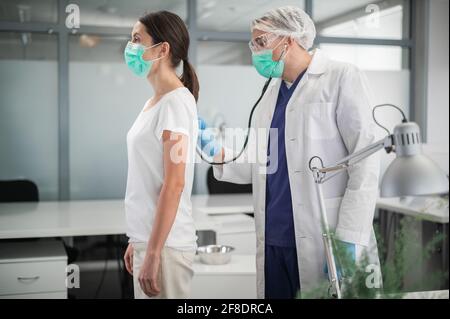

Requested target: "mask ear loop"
[
  {"left": 143, "top": 42, "right": 167, "bottom": 62},
  {"left": 142, "top": 41, "right": 162, "bottom": 50},
  {"left": 268, "top": 41, "right": 288, "bottom": 78},
  {"left": 279, "top": 43, "right": 289, "bottom": 60}
]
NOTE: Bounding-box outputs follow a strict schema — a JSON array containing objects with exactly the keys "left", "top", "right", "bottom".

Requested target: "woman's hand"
[
  {"left": 123, "top": 243, "right": 134, "bottom": 275},
  {"left": 138, "top": 251, "right": 162, "bottom": 297}
]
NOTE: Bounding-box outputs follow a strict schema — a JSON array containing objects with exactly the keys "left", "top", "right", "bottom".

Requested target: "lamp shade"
[{"left": 380, "top": 122, "right": 449, "bottom": 197}]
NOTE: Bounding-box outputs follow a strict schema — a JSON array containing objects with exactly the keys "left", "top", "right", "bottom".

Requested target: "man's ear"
[{"left": 286, "top": 36, "right": 295, "bottom": 48}]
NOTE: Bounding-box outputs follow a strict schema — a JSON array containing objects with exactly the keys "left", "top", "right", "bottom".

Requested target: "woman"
[{"left": 122, "top": 11, "right": 199, "bottom": 299}]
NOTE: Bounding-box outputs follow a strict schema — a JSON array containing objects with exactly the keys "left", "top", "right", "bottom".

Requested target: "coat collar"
[{"left": 307, "top": 48, "right": 329, "bottom": 75}]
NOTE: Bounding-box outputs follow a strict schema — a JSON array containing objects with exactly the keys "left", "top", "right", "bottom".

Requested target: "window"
[
  {"left": 314, "top": 0, "right": 411, "bottom": 71},
  {"left": 75, "top": 0, "right": 187, "bottom": 27},
  {"left": 319, "top": 44, "right": 409, "bottom": 71},
  {"left": 198, "top": 41, "right": 251, "bottom": 65},
  {"left": 314, "top": 0, "right": 410, "bottom": 39},
  {"left": 69, "top": 34, "right": 127, "bottom": 62},
  {"left": 197, "top": 0, "right": 305, "bottom": 32},
  {"left": 69, "top": 34, "right": 150, "bottom": 199},
  {"left": 0, "top": 32, "right": 58, "bottom": 200},
  {"left": 0, "top": 0, "right": 58, "bottom": 24}
]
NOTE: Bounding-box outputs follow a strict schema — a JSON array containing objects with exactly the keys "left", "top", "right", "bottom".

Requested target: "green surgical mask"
[
  {"left": 124, "top": 41, "right": 162, "bottom": 77},
  {"left": 251, "top": 41, "right": 287, "bottom": 79}
]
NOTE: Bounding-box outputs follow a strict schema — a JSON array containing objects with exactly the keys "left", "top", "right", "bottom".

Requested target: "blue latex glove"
[
  {"left": 324, "top": 241, "right": 356, "bottom": 279},
  {"left": 198, "top": 117, "right": 222, "bottom": 157}
]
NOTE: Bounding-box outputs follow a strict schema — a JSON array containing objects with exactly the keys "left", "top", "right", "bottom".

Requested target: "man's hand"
[
  {"left": 198, "top": 117, "right": 222, "bottom": 157},
  {"left": 324, "top": 240, "right": 356, "bottom": 279},
  {"left": 138, "top": 251, "right": 162, "bottom": 297}
]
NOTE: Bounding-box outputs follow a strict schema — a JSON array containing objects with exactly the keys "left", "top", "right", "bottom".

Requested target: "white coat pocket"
[{"left": 304, "top": 102, "right": 339, "bottom": 140}]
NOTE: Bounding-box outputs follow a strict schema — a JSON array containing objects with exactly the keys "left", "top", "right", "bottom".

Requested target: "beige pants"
[{"left": 132, "top": 243, "right": 195, "bottom": 299}]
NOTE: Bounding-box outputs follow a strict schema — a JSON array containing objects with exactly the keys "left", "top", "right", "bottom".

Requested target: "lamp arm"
[
  {"left": 309, "top": 135, "right": 392, "bottom": 299},
  {"left": 317, "top": 136, "right": 392, "bottom": 183}
]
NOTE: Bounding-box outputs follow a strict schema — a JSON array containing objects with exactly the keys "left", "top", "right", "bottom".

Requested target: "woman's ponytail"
[{"left": 181, "top": 59, "right": 199, "bottom": 102}]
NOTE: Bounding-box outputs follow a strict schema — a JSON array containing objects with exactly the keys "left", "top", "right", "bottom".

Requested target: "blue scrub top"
[{"left": 265, "top": 70, "right": 306, "bottom": 247}]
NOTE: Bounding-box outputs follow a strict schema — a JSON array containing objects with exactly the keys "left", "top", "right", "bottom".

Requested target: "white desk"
[
  {"left": 192, "top": 194, "right": 253, "bottom": 215},
  {"left": 192, "top": 255, "right": 256, "bottom": 299},
  {"left": 0, "top": 194, "right": 254, "bottom": 240},
  {"left": 2, "top": 194, "right": 446, "bottom": 298},
  {"left": 402, "top": 290, "right": 449, "bottom": 299},
  {"left": 0, "top": 194, "right": 257, "bottom": 299},
  {"left": 2, "top": 193, "right": 447, "bottom": 240},
  {"left": 0, "top": 200, "right": 126, "bottom": 240},
  {"left": 1, "top": 194, "right": 447, "bottom": 239},
  {"left": 376, "top": 196, "right": 449, "bottom": 292},
  {"left": 376, "top": 196, "right": 449, "bottom": 224}
]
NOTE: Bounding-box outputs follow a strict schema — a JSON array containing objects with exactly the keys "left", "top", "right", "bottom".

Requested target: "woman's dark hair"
[{"left": 139, "top": 11, "right": 199, "bottom": 102}]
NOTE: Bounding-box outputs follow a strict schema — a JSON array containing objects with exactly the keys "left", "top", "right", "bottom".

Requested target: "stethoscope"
[
  {"left": 196, "top": 43, "right": 288, "bottom": 166},
  {"left": 195, "top": 77, "right": 272, "bottom": 165}
]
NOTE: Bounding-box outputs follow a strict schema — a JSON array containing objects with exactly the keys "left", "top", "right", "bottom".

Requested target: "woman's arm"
[
  {"left": 147, "top": 130, "right": 188, "bottom": 253},
  {"left": 138, "top": 130, "right": 188, "bottom": 297}
]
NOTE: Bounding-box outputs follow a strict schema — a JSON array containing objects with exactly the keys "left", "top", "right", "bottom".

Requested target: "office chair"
[
  {"left": 0, "top": 179, "right": 39, "bottom": 202},
  {"left": 207, "top": 167, "right": 252, "bottom": 194}
]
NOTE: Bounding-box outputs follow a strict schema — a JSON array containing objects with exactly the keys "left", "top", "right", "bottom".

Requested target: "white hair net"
[{"left": 251, "top": 6, "right": 316, "bottom": 50}]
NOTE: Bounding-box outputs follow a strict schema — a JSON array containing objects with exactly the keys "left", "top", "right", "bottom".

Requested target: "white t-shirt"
[{"left": 125, "top": 87, "right": 198, "bottom": 251}]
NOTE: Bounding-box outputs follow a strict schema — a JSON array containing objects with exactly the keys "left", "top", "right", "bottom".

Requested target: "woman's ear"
[{"left": 160, "top": 42, "right": 170, "bottom": 59}]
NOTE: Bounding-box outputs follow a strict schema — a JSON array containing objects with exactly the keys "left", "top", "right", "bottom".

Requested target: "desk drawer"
[{"left": 0, "top": 260, "right": 67, "bottom": 296}]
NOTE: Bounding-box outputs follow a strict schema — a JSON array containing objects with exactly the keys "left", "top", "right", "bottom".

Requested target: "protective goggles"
[{"left": 248, "top": 32, "right": 281, "bottom": 53}]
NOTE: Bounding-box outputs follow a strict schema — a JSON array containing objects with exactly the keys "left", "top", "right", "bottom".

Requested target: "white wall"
[{"left": 426, "top": 0, "right": 449, "bottom": 149}]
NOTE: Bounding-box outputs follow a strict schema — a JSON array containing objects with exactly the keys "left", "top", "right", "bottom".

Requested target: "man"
[{"left": 199, "top": 6, "right": 381, "bottom": 299}]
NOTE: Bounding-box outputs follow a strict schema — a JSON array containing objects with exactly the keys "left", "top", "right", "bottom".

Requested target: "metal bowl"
[{"left": 197, "top": 245, "right": 235, "bottom": 265}]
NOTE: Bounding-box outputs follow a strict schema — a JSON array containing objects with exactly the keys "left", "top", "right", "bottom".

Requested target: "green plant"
[{"left": 299, "top": 215, "right": 447, "bottom": 299}]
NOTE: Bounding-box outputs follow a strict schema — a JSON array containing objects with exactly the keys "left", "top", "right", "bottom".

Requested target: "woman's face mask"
[
  {"left": 124, "top": 41, "right": 163, "bottom": 77},
  {"left": 251, "top": 36, "right": 288, "bottom": 79}
]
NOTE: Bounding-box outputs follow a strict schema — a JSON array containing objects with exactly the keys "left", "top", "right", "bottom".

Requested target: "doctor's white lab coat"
[{"left": 214, "top": 49, "right": 381, "bottom": 298}]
